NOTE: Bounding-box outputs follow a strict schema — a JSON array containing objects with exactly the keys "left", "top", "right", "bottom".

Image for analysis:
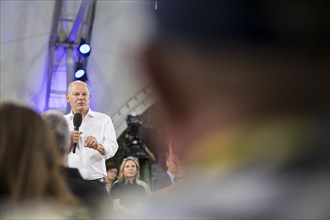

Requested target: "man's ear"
[
  {"left": 66, "top": 94, "right": 70, "bottom": 103},
  {"left": 165, "top": 159, "right": 170, "bottom": 167}
]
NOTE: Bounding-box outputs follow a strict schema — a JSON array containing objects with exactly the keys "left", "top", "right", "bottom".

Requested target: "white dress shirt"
[
  {"left": 65, "top": 109, "right": 118, "bottom": 180},
  {"left": 167, "top": 170, "right": 177, "bottom": 184}
]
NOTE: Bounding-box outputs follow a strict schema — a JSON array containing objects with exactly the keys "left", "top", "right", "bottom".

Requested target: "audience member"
[
  {"left": 105, "top": 162, "right": 119, "bottom": 193},
  {"left": 42, "top": 110, "right": 111, "bottom": 219},
  {"left": 121, "top": 128, "right": 158, "bottom": 184},
  {"left": 153, "top": 153, "right": 180, "bottom": 191},
  {"left": 110, "top": 156, "right": 151, "bottom": 218},
  {"left": 139, "top": 0, "right": 330, "bottom": 219},
  {"left": 0, "top": 102, "right": 83, "bottom": 219}
]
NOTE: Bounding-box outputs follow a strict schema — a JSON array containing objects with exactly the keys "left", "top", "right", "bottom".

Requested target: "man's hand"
[
  {"left": 71, "top": 130, "right": 82, "bottom": 146},
  {"left": 85, "top": 135, "right": 98, "bottom": 149},
  {"left": 84, "top": 136, "right": 106, "bottom": 155}
]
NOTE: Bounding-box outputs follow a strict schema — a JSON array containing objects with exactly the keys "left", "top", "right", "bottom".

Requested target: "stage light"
[
  {"left": 74, "top": 62, "right": 88, "bottom": 82},
  {"left": 75, "top": 69, "right": 85, "bottom": 78},
  {"left": 78, "top": 39, "right": 91, "bottom": 57}
]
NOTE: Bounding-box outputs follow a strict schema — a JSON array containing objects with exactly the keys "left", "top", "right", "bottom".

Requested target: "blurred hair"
[
  {"left": 153, "top": 0, "right": 330, "bottom": 48},
  {"left": 0, "top": 102, "right": 77, "bottom": 204},
  {"left": 118, "top": 156, "right": 140, "bottom": 182},
  {"left": 145, "top": 0, "right": 330, "bottom": 121},
  {"left": 42, "top": 110, "right": 70, "bottom": 155}
]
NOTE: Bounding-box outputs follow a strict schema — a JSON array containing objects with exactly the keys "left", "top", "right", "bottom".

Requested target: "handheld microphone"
[{"left": 72, "top": 113, "right": 82, "bottom": 153}]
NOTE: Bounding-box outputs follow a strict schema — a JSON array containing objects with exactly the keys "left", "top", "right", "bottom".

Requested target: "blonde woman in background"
[{"left": 110, "top": 156, "right": 151, "bottom": 216}]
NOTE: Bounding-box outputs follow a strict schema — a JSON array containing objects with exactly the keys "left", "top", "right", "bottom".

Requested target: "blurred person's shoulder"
[{"left": 0, "top": 199, "right": 90, "bottom": 220}]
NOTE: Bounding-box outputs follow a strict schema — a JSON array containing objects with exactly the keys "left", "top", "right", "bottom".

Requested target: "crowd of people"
[
  {"left": 1, "top": 0, "right": 329, "bottom": 219},
  {"left": 0, "top": 81, "right": 183, "bottom": 219}
]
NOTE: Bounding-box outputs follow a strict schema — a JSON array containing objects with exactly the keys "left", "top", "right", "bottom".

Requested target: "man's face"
[
  {"left": 66, "top": 82, "right": 91, "bottom": 114},
  {"left": 166, "top": 155, "right": 178, "bottom": 174}
]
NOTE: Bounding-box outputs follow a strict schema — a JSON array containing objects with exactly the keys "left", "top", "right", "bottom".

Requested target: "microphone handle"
[{"left": 72, "top": 126, "right": 79, "bottom": 153}]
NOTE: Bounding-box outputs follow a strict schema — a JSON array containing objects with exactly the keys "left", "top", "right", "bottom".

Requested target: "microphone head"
[{"left": 73, "top": 113, "right": 82, "bottom": 128}]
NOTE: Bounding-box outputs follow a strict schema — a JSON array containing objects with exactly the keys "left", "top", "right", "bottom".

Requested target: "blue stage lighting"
[
  {"left": 78, "top": 39, "right": 91, "bottom": 57},
  {"left": 75, "top": 69, "right": 85, "bottom": 78},
  {"left": 74, "top": 63, "right": 88, "bottom": 82}
]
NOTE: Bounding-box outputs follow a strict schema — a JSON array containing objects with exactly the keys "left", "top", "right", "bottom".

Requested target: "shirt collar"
[
  {"left": 68, "top": 108, "right": 95, "bottom": 119},
  {"left": 86, "top": 108, "right": 95, "bottom": 118},
  {"left": 167, "top": 170, "right": 176, "bottom": 183}
]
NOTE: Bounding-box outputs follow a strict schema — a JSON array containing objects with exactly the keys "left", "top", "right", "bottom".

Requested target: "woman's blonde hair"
[{"left": 118, "top": 156, "right": 140, "bottom": 182}]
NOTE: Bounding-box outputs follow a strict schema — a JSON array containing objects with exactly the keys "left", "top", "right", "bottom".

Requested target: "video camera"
[
  {"left": 126, "top": 114, "right": 142, "bottom": 139},
  {"left": 123, "top": 114, "right": 148, "bottom": 159}
]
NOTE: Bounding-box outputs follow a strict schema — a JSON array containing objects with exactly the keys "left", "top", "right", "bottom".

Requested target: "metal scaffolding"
[{"left": 45, "top": 0, "right": 96, "bottom": 113}]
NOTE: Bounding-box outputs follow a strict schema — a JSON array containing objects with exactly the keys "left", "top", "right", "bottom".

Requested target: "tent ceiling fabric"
[
  {"left": 0, "top": 0, "right": 156, "bottom": 137},
  {"left": 0, "top": 0, "right": 55, "bottom": 109}
]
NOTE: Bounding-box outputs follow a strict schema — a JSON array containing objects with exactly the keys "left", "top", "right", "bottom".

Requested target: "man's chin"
[{"left": 75, "top": 106, "right": 87, "bottom": 112}]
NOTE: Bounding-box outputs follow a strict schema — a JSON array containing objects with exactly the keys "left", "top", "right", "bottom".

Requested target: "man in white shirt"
[{"left": 65, "top": 80, "right": 118, "bottom": 189}]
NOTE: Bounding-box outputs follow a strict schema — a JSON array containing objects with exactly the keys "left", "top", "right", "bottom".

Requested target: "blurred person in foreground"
[
  {"left": 0, "top": 103, "right": 84, "bottom": 219},
  {"left": 65, "top": 80, "right": 118, "bottom": 189},
  {"left": 140, "top": 0, "right": 330, "bottom": 219},
  {"left": 42, "top": 110, "right": 111, "bottom": 219},
  {"left": 110, "top": 156, "right": 151, "bottom": 218}
]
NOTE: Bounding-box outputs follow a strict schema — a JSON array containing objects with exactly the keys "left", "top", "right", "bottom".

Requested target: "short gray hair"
[
  {"left": 67, "top": 80, "right": 90, "bottom": 94},
  {"left": 42, "top": 110, "right": 70, "bottom": 155}
]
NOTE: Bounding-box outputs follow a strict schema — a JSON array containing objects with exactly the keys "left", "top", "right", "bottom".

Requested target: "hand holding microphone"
[{"left": 72, "top": 113, "right": 82, "bottom": 153}]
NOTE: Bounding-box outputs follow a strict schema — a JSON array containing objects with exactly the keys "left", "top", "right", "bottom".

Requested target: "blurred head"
[
  {"left": 66, "top": 80, "right": 91, "bottom": 115},
  {"left": 106, "top": 163, "right": 119, "bottom": 181},
  {"left": 41, "top": 110, "right": 71, "bottom": 156},
  {"left": 118, "top": 156, "right": 140, "bottom": 181},
  {"left": 0, "top": 102, "right": 76, "bottom": 203},
  {"left": 143, "top": 0, "right": 330, "bottom": 158}
]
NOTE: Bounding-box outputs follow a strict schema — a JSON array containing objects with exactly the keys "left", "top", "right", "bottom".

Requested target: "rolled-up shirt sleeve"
[{"left": 102, "top": 116, "right": 118, "bottom": 159}]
